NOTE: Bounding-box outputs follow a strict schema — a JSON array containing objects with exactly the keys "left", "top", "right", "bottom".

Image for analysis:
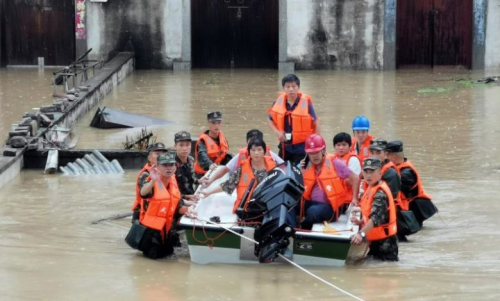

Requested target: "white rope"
[{"left": 190, "top": 217, "right": 365, "bottom": 301}]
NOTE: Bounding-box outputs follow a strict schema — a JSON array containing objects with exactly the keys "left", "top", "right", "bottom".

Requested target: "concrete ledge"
[
  {"left": 43, "top": 52, "right": 135, "bottom": 132},
  {"left": 173, "top": 61, "right": 192, "bottom": 71},
  {"left": 278, "top": 62, "right": 295, "bottom": 73},
  {"left": 0, "top": 148, "right": 25, "bottom": 188},
  {"left": 0, "top": 52, "right": 135, "bottom": 190},
  {"left": 24, "top": 149, "right": 147, "bottom": 170}
]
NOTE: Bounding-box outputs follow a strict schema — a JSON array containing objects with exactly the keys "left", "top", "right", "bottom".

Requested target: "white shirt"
[{"left": 348, "top": 156, "right": 362, "bottom": 176}]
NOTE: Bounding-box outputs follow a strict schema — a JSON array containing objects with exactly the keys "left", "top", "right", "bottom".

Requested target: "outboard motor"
[{"left": 249, "top": 162, "right": 304, "bottom": 263}]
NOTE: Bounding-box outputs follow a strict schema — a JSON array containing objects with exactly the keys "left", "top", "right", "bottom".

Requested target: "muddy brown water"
[{"left": 1, "top": 68, "right": 500, "bottom": 300}]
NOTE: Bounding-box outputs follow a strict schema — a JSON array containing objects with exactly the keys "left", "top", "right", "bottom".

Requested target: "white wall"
[{"left": 485, "top": 0, "right": 500, "bottom": 69}]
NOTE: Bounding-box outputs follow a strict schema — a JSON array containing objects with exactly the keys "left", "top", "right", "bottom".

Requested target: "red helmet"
[{"left": 305, "top": 134, "right": 326, "bottom": 153}]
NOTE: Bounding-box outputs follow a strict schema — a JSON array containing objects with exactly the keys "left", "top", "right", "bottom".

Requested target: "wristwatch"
[{"left": 359, "top": 231, "right": 366, "bottom": 238}]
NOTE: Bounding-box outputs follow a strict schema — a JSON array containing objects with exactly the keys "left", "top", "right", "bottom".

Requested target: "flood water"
[{"left": 1, "top": 67, "right": 500, "bottom": 300}]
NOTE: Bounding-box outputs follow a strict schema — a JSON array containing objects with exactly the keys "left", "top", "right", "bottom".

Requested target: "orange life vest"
[
  {"left": 233, "top": 156, "right": 276, "bottom": 213},
  {"left": 194, "top": 131, "right": 229, "bottom": 174},
  {"left": 350, "top": 135, "right": 375, "bottom": 165},
  {"left": 394, "top": 159, "right": 432, "bottom": 211},
  {"left": 268, "top": 92, "right": 315, "bottom": 145},
  {"left": 132, "top": 163, "right": 150, "bottom": 211},
  {"left": 139, "top": 177, "right": 181, "bottom": 240},
  {"left": 361, "top": 160, "right": 402, "bottom": 206},
  {"left": 334, "top": 152, "right": 360, "bottom": 204},
  {"left": 302, "top": 155, "right": 347, "bottom": 217},
  {"left": 237, "top": 146, "right": 272, "bottom": 165},
  {"left": 361, "top": 181, "right": 397, "bottom": 241}
]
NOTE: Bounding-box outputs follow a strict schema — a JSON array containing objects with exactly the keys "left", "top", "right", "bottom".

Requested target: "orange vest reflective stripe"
[
  {"left": 350, "top": 135, "right": 375, "bottom": 165},
  {"left": 302, "top": 155, "right": 347, "bottom": 214},
  {"left": 395, "top": 160, "right": 432, "bottom": 211},
  {"left": 237, "top": 146, "right": 271, "bottom": 165},
  {"left": 194, "top": 131, "right": 229, "bottom": 174},
  {"left": 139, "top": 177, "right": 181, "bottom": 240},
  {"left": 132, "top": 163, "right": 150, "bottom": 211},
  {"left": 361, "top": 181, "right": 397, "bottom": 241},
  {"left": 334, "top": 152, "right": 360, "bottom": 204},
  {"left": 233, "top": 156, "right": 276, "bottom": 213},
  {"left": 268, "top": 93, "right": 315, "bottom": 144}
]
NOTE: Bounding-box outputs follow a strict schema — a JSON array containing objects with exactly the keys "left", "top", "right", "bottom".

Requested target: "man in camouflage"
[
  {"left": 351, "top": 158, "right": 399, "bottom": 261},
  {"left": 173, "top": 131, "right": 198, "bottom": 200}
]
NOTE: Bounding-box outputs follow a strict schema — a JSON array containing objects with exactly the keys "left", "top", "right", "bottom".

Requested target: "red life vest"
[
  {"left": 302, "top": 155, "right": 347, "bottom": 217},
  {"left": 394, "top": 159, "right": 432, "bottom": 211},
  {"left": 233, "top": 156, "right": 276, "bottom": 213},
  {"left": 237, "top": 146, "right": 272, "bottom": 165},
  {"left": 334, "top": 152, "right": 360, "bottom": 204},
  {"left": 350, "top": 135, "right": 375, "bottom": 165},
  {"left": 139, "top": 177, "right": 181, "bottom": 240},
  {"left": 361, "top": 181, "right": 397, "bottom": 241},
  {"left": 194, "top": 131, "right": 229, "bottom": 174},
  {"left": 132, "top": 163, "right": 150, "bottom": 211},
  {"left": 268, "top": 92, "right": 315, "bottom": 144}
]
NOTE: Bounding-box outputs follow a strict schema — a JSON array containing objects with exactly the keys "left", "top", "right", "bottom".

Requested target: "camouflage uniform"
[
  {"left": 367, "top": 189, "right": 399, "bottom": 261},
  {"left": 175, "top": 154, "right": 197, "bottom": 197}
]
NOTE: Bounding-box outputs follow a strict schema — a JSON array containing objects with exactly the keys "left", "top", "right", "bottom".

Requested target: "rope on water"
[{"left": 190, "top": 217, "right": 365, "bottom": 301}]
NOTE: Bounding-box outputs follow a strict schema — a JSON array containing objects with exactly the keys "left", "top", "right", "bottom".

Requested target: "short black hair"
[
  {"left": 247, "top": 138, "right": 267, "bottom": 155},
  {"left": 281, "top": 74, "right": 300, "bottom": 87},
  {"left": 333, "top": 132, "right": 352, "bottom": 147},
  {"left": 246, "top": 129, "right": 264, "bottom": 142}
]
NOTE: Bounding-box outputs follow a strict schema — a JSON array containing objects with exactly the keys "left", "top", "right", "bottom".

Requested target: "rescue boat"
[{"left": 178, "top": 163, "right": 367, "bottom": 266}]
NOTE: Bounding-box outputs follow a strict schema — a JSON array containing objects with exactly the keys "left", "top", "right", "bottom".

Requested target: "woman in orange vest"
[
  {"left": 194, "top": 111, "right": 231, "bottom": 178},
  {"left": 386, "top": 141, "right": 438, "bottom": 227},
  {"left": 351, "top": 158, "right": 399, "bottom": 261},
  {"left": 137, "top": 151, "right": 194, "bottom": 259},
  {"left": 200, "top": 138, "right": 277, "bottom": 215},
  {"left": 131, "top": 142, "right": 168, "bottom": 223},
  {"left": 267, "top": 74, "right": 320, "bottom": 165},
  {"left": 350, "top": 115, "right": 375, "bottom": 164},
  {"left": 292, "top": 134, "right": 360, "bottom": 230},
  {"left": 333, "top": 132, "right": 362, "bottom": 210},
  {"left": 201, "top": 129, "right": 283, "bottom": 188}
]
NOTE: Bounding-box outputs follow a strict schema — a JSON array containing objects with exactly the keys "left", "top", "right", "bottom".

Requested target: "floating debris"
[
  {"left": 90, "top": 107, "right": 173, "bottom": 129},
  {"left": 123, "top": 127, "right": 156, "bottom": 150}
]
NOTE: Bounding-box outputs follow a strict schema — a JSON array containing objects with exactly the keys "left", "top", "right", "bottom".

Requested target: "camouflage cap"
[
  {"left": 386, "top": 140, "right": 404, "bottom": 153},
  {"left": 157, "top": 151, "right": 176, "bottom": 165},
  {"left": 363, "top": 158, "right": 382, "bottom": 170},
  {"left": 174, "top": 131, "right": 192, "bottom": 143},
  {"left": 146, "top": 142, "right": 168, "bottom": 153},
  {"left": 369, "top": 138, "right": 388, "bottom": 151},
  {"left": 207, "top": 111, "right": 223, "bottom": 122}
]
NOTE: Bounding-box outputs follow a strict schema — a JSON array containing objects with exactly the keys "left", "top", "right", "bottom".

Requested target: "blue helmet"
[{"left": 352, "top": 115, "right": 370, "bottom": 131}]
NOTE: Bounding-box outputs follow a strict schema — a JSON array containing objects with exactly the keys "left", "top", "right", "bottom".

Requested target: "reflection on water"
[{"left": 1, "top": 68, "right": 500, "bottom": 300}]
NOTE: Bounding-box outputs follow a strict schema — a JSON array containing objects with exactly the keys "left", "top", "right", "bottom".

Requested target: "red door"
[
  {"left": 4, "top": 0, "right": 75, "bottom": 66},
  {"left": 397, "top": 0, "right": 472, "bottom": 68}
]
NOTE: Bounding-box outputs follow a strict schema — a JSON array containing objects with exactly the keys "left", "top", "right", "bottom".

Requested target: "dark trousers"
[
  {"left": 278, "top": 147, "right": 305, "bottom": 166},
  {"left": 286, "top": 201, "right": 335, "bottom": 230}
]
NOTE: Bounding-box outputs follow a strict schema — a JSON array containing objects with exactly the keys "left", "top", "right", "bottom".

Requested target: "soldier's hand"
[
  {"left": 190, "top": 194, "right": 201, "bottom": 202},
  {"left": 186, "top": 206, "right": 197, "bottom": 217},
  {"left": 150, "top": 166, "right": 160, "bottom": 182},
  {"left": 350, "top": 216, "right": 362, "bottom": 225},
  {"left": 199, "top": 177, "right": 210, "bottom": 187},
  {"left": 351, "top": 233, "right": 363, "bottom": 245}
]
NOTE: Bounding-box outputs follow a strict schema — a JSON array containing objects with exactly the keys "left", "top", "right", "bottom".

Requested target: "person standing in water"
[{"left": 267, "top": 74, "right": 319, "bottom": 165}]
